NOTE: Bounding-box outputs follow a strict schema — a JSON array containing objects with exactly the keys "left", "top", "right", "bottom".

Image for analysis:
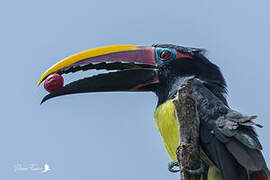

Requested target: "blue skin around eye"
[{"left": 155, "top": 48, "right": 177, "bottom": 65}]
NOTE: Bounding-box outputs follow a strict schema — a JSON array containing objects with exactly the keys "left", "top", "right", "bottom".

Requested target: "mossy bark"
[{"left": 173, "top": 82, "right": 201, "bottom": 180}]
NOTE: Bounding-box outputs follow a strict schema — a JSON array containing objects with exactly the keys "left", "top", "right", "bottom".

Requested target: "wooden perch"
[{"left": 172, "top": 82, "right": 201, "bottom": 180}]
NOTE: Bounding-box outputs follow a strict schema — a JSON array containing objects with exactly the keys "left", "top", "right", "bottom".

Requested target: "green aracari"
[{"left": 38, "top": 44, "right": 270, "bottom": 180}]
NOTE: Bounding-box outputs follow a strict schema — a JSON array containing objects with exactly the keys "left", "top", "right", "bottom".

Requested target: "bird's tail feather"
[{"left": 250, "top": 171, "right": 270, "bottom": 180}]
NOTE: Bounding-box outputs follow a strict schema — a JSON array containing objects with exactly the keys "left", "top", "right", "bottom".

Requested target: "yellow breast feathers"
[
  {"left": 154, "top": 100, "right": 221, "bottom": 180},
  {"left": 154, "top": 100, "right": 179, "bottom": 160}
]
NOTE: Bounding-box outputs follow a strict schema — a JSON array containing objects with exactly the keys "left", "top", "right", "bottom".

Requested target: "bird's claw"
[
  {"left": 168, "top": 161, "right": 180, "bottom": 173},
  {"left": 183, "top": 160, "right": 208, "bottom": 175},
  {"left": 168, "top": 160, "right": 208, "bottom": 175}
]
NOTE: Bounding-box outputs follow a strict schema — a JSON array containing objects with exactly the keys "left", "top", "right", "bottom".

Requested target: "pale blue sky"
[{"left": 1, "top": 0, "right": 269, "bottom": 179}]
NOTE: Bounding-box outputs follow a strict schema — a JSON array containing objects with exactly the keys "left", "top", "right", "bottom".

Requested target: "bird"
[
  {"left": 38, "top": 44, "right": 269, "bottom": 180},
  {"left": 41, "top": 163, "right": 51, "bottom": 173}
]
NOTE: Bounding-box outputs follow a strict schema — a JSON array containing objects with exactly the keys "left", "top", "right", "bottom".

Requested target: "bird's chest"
[
  {"left": 154, "top": 100, "right": 179, "bottom": 160},
  {"left": 153, "top": 100, "right": 215, "bottom": 166}
]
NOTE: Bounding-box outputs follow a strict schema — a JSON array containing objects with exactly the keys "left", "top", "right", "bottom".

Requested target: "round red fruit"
[{"left": 44, "top": 73, "right": 64, "bottom": 92}]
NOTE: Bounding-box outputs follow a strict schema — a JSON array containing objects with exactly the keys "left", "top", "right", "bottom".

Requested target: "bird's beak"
[{"left": 38, "top": 45, "right": 159, "bottom": 103}]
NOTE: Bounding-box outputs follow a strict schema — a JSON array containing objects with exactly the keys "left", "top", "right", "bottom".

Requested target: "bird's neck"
[{"left": 155, "top": 76, "right": 227, "bottom": 107}]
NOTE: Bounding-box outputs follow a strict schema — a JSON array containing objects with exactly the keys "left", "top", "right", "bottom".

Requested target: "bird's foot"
[
  {"left": 183, "top": 160, "right": 207, "bottom": 175},
  {"left": 168, "top": 161, "right": 180, "bottom": 173},
  {"left": 168, "top": 160, "right": 208, "bottom": 176}
]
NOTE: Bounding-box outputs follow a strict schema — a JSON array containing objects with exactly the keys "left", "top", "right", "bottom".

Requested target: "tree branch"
[{"left": 172, "top": 82, "right": 201, "bottom": 180}]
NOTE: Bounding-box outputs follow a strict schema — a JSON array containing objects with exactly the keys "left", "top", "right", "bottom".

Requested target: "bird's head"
[{"left": 38, "top": 44, "right": 226, "bottom": 104}]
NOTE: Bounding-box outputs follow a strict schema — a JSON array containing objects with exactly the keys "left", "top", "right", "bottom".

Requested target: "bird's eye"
[{"left": 159, "top": 50, "right": 171, "bottom": 60}]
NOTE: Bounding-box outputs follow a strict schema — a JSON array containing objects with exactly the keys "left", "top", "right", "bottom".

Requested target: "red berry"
[{"left": 44, "top": 73, "right": 64, "bottom": 92}]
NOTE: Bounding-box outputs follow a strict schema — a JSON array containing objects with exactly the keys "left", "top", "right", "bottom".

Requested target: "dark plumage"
[
  {"left": 191, "top": 78, "right": 269, "bottom": 180},
  {"left": 152, "top": 44, "right": 269, "bottom": 180},
  {"left": 153, "top": 44, "right": 227, "bottom": 106}
]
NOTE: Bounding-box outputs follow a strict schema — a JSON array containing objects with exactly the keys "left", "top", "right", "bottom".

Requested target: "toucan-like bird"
[{"left": 38, "top": 44, "right": 269, "bottom": 180}]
